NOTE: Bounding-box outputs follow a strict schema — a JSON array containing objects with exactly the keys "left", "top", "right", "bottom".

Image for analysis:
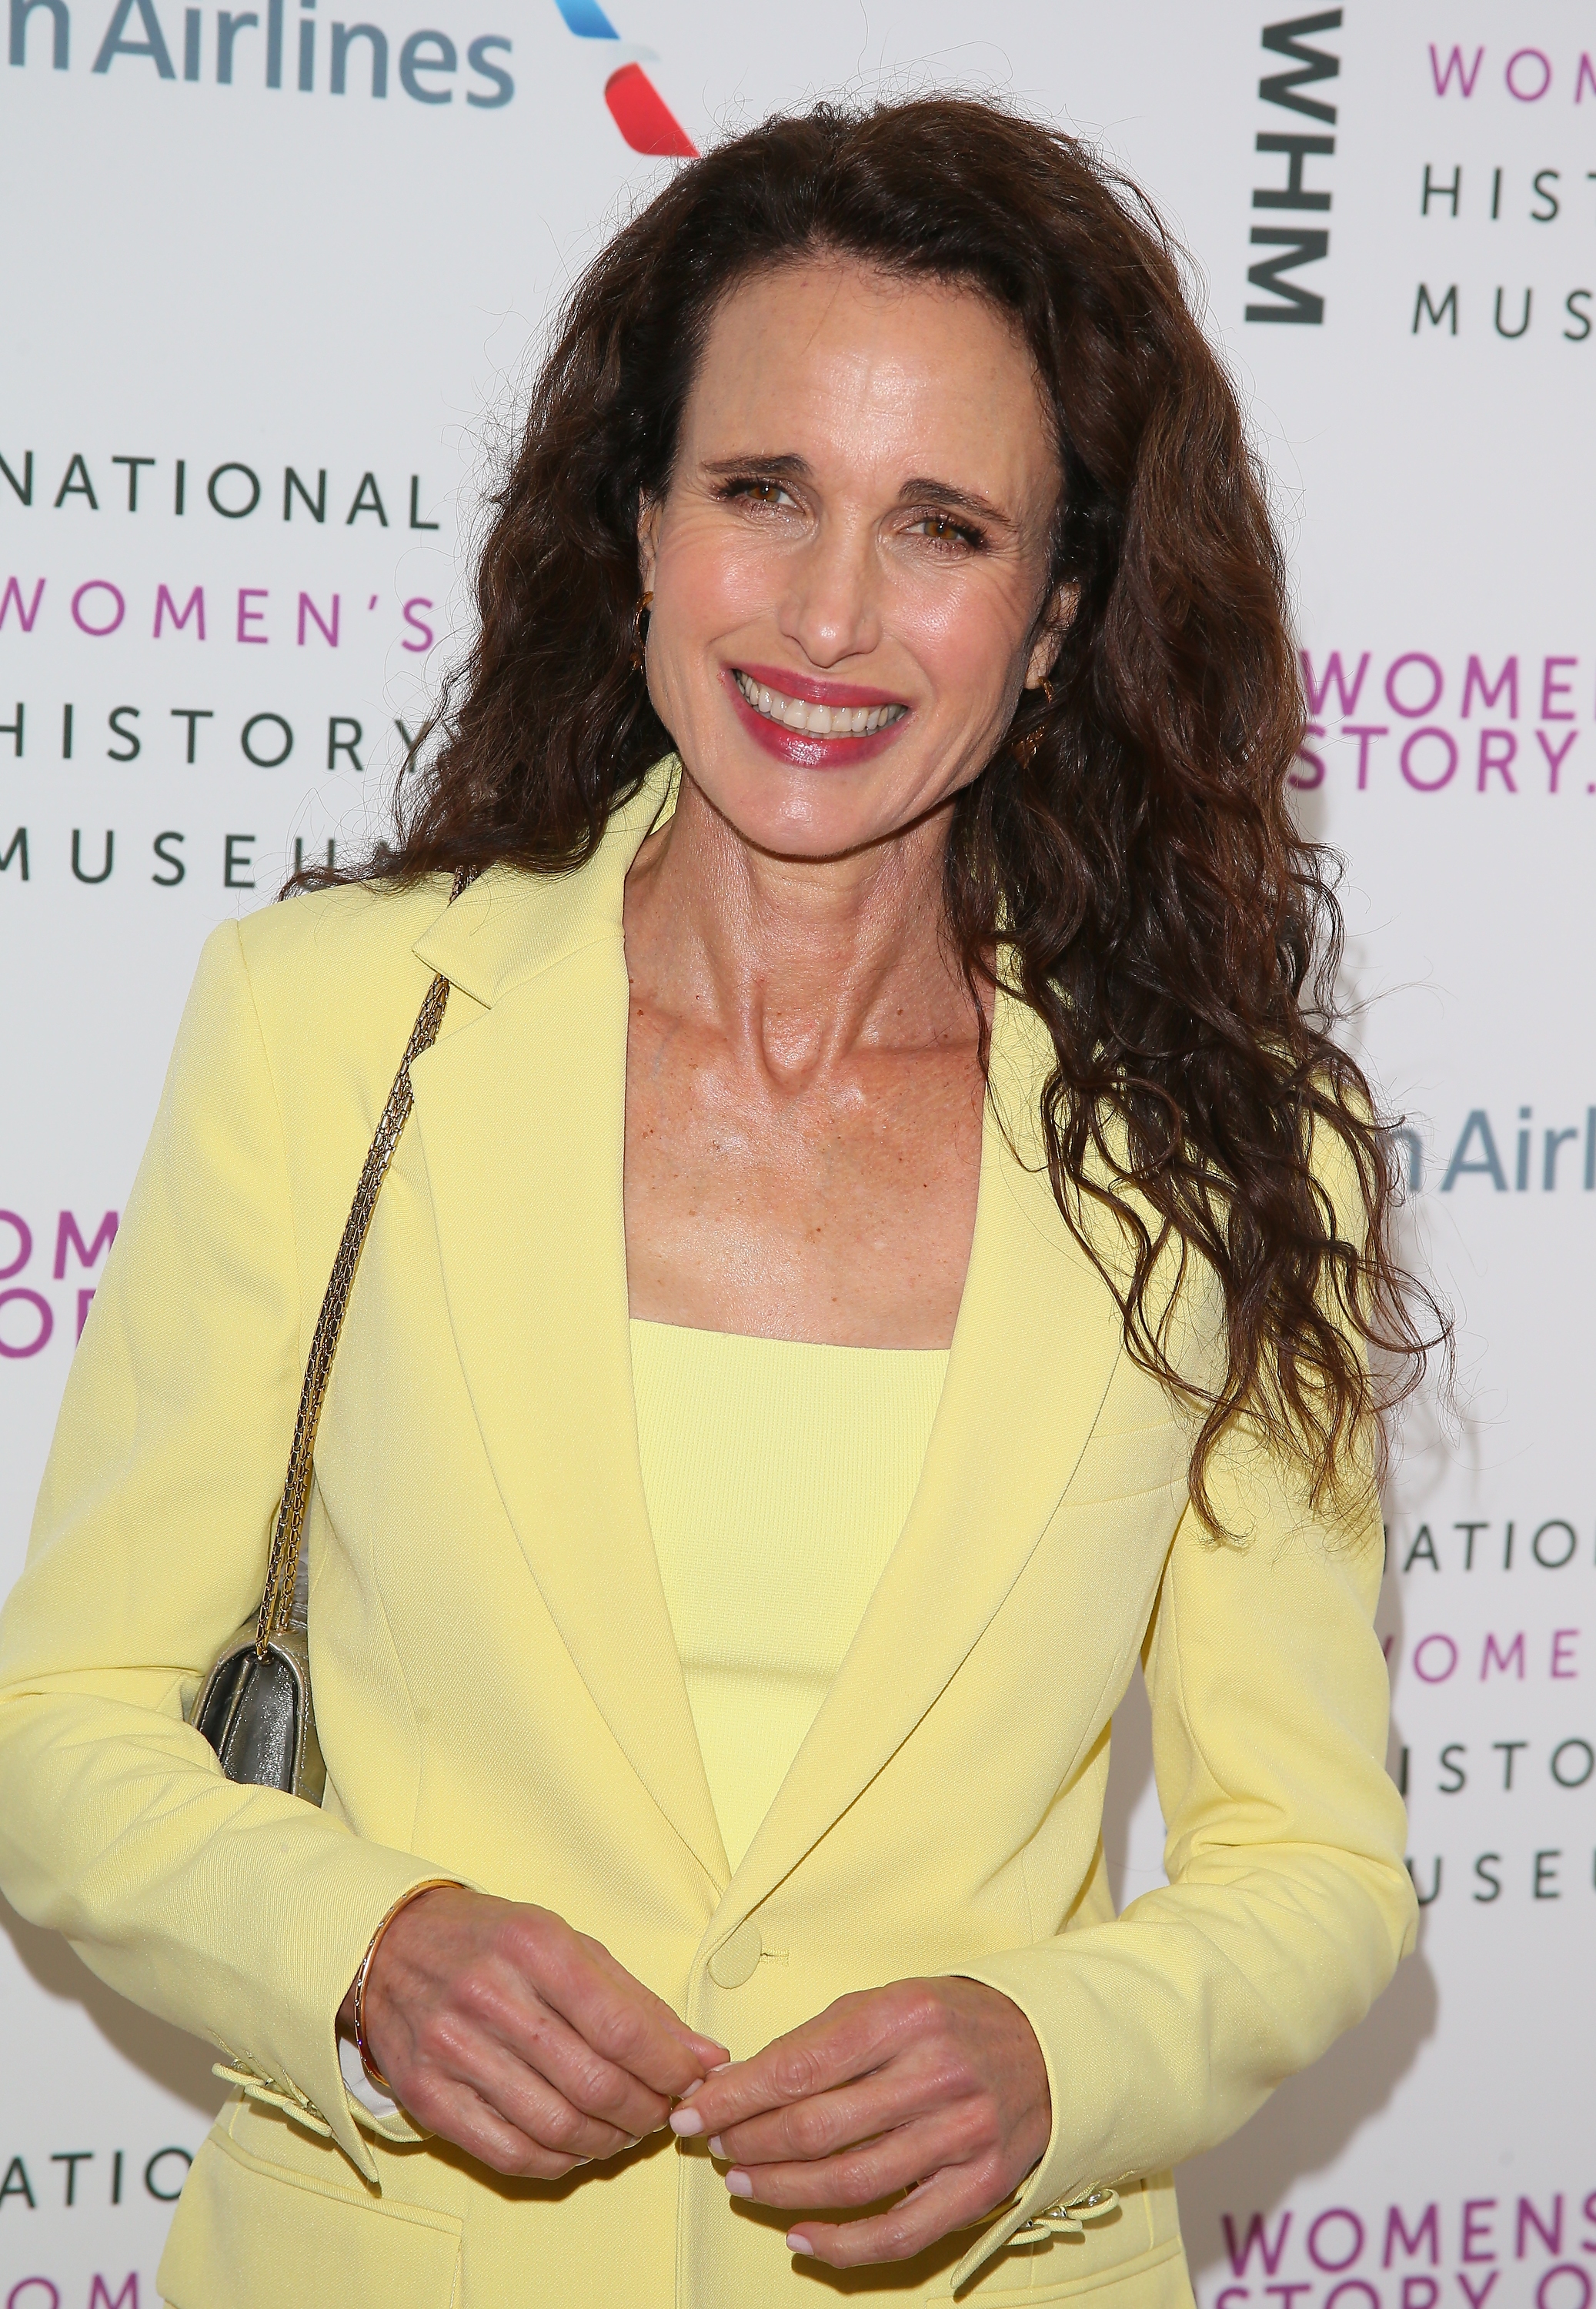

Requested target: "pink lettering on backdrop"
[
  {"left": 1301, "top": 650, "right": 1371, "bottom": 717},
  {"left": 0, "top": 1289, "right": 54, "bottom": 1358},
  {"left": 1537, "top": 2275, "right": 1593, "bottom": 2309},
  {"left": 1461, "top": 656, "right": 1518, "bottom": 717},
  {"left": 153, "top": 583, "right": 205, "bottom": 639},
  {"left": 0, "top": 1211, "right": 32, "bottom": 1281},
  {"left": 1477, "top": 730, "right": 1518, "bottom": 790},
  {"left": 1430, "top": 44, "right": 1484, "bottom": 96},
  {"left": 1505, "top": 48, "right": 1553, "bottom": 101},
  {"left": 7, "top": 2280, "right": 63, "bottom": 2309},
  {"left": 1518, "top": 2197, "right": 1566, "bottom": 2259},
  {"left": 297, "top": 591, "right": 339, "bottom": 647},
  {"left": 0, "top": 576, "right": 45, "bottom": 631},
  {"left": 87, "top": 2277, "right": 138, "bottom": 2309},
  {"left": 1401, "top": 728, "right": 1457, "bottom": 791},
  {"left": 1344, "top": 726, "right": 1389, "bottom": 787},
  {"left": 1537, "top": 730, "right": 1578, "bottom": 790},
  {"left": 1540, "top": 657, "right": 1578, "bottom": 719},
  {"left": 54, "top": 1210, "right": 117, "bottom": 1278},
  {"left": 1385, "top": 654, "right": 1446, "bottom": 717},
  {"left": 1224, "top": 2214, "right": 1294, "bottom": 2277},
  {"left": 1309, "top": 2210, "right": 1367, "bottom": 2272},
  {"left": 70, "top": 580, "right": 125, "bottom": 637},
  {"left": 1412, "top": 1634, "right": 1458, "bottom": 1682},
  {"left": 1386, "top": 2204, "right": 1441, "bottom": 2267},
  {"left": 1481, "top": 1634, "right": 1525, "bottom": 1680},
  {"left": 1464, "top": 2201, "right": 1500, "bottom": 2264}
]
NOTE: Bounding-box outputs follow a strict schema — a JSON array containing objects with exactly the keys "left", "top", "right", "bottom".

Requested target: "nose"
[{"left": 776, "top": 514, "right": 882, "bottom": 670}]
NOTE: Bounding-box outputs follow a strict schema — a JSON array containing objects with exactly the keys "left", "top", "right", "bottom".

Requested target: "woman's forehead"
[{"left": 683, "top": 258, "right": 1057, "bottom": 492}]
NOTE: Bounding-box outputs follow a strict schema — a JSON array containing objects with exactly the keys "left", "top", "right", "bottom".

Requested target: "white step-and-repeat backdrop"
[{"left": 2, "top": 3, "right": 1591, "bottom": 2305}]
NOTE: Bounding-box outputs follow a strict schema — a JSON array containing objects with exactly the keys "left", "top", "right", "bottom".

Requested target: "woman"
[{"left": 0, "top": 97, "right": 1432, "bottom": 2309}]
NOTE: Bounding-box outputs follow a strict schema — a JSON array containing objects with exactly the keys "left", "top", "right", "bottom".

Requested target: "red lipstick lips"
[
  {"left": 724, "top": 665, "right": 912, "bottom": 770},
  {"left": 734, "top": 663, "right": 908, "bottom": 710}
]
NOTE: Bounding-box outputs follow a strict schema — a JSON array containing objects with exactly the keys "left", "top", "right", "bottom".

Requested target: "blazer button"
[{"left": 708, "top": 1920, "right": 763, "bottom": 1989}]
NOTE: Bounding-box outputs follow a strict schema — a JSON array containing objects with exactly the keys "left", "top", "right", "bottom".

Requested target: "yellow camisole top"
[{"left": 629, "top": 1319, "right": 949, "bottom": 1873}]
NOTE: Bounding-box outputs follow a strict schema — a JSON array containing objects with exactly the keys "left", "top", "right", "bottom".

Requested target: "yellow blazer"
[{"left": 0, "top": 763, "right": 1416, "bottom": 2309}]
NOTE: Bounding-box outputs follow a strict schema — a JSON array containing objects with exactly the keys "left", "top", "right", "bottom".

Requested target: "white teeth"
[{"left": 734, "top": 670, "right": 906, "bottom": 737}]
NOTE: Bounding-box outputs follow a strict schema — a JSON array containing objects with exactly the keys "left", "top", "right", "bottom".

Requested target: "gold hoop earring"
[{"left": 631, "top": 590, "right": 653, "bottom": 670}]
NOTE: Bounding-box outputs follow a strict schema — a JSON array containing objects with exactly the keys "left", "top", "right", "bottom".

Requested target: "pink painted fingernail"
[
  {"left": 726, "top": 2169, "right": 753, "bottom": 2197},
  {"left": 670, "top": 2108, "right": 704, "bottom": 2137},
  {"left": 679, "top": 2080, "right": 704, "bottom": 2100},
  {"left": 787, "top": 2233, "right": 813, "bottom": 2256},
  {"left": 708, "top": 2136, "right": 725, "bottom": 2158}
]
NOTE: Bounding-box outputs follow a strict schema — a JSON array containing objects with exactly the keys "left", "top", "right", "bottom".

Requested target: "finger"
[
  {"left": 722, "top": 2114, "right": 967, "bottom": 2212},
  {"left": 399, "top": 2073, "right": 593, "bottom": 2184},
  {"left": 526, "top": 1929, "right": 716, "bottom": 2100},
  {"left": 673, "top": 2003, "right": 881, "bottom": 2138},
  {"left": 576, "top": 1937, "right": 728, "bottom": 2077},
  {"left": 472, "top": 1993, "right": 675, "bottom": 2142},
  {"left": 455, "top": 2036, "right": 646, "bottom": 2164},
  {"left": 709, "top": 2074, "right": 923, "bottom": 2169},
  {"left": 391, "top": 1956, "right": 671, "bottom": 2142},
  {"left": 786, "top": 2168, "right": 997, "bottom": 2270}
]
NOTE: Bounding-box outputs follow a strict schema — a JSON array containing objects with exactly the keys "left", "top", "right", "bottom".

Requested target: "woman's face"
[{"left": 639, "top": 257, "right": 1068, "bottom": 862}]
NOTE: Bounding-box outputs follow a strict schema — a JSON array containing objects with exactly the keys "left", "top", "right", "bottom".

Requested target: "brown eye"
[
  {"left": 910, "top": 511, "right": 981, "bottom": 548},
  {"left": 727, "top": 477, "right": 792, "bottom": 508}
]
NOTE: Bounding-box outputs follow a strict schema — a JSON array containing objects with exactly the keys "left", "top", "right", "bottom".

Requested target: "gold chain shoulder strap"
[{"left": 253, "top": 867, "right": 479, "bottom": 1656}]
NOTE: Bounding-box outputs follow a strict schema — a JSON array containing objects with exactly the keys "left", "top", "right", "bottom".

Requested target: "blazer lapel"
[
  {"left": 407, "top": 770, "right": 728, "bottom": 1887},
  {"left": 405, "top": 777, "right": 1127, "bottom": 1912},
  {"left": 722, "top": 989, "right": 1127, "bottom": 1920}
]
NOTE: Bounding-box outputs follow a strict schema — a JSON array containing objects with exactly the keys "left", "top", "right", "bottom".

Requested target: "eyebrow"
[{"left": 699, "top": 454, "right": 1017, "bottom": 531}]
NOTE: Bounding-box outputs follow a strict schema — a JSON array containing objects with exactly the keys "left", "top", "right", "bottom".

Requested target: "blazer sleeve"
[
  {"left": 953, "top": 1350, "right": 1417, "bottom": 2277},
  {"left": 0, "top": 921, "right": 453, "bottom": 2181}
]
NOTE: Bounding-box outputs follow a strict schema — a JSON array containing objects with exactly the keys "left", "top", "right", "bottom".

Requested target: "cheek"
[
  {"left": 900, "top": 575, "right": 1034, "bottom": 723},
  {"left": 655, "top": 516, "right": 771, "bottom": 633}
]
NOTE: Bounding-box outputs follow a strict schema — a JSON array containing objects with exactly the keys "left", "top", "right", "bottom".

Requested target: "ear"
[
  {"left": 1024, "top": 583, "right": 1080, "bottom": 690},
  {"left": 637, "top": 494, "right": 661, "bottom": 594}
]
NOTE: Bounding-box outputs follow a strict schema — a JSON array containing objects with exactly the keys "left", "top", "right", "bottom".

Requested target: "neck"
[{"left": 623, "top": 770, "right": 977, "bottom": 1081}]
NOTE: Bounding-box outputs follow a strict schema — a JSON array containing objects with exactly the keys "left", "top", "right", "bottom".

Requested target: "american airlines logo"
[{"left": 5, "top": 0, "right": 700, "bottom": 152}]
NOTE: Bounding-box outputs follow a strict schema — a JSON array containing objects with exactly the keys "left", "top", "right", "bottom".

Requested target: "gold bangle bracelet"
[{"left": 352, "top": 1877, "right": 465, "bottom": 2097}]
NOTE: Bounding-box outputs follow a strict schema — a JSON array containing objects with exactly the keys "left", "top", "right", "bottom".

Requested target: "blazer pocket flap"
[{"left": 158, "top": 2129, "right": 462, "bottom": 2309}]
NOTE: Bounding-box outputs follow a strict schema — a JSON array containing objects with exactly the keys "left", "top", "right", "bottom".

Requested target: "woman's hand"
[
  {"left": 341, "top": 1885, "right": 728, "bottom": 2179},
  {"left": 669, "top": 1976, "right": 1050, "bottom": 2267}
]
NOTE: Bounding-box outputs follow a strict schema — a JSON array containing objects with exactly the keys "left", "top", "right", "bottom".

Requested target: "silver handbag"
[{"left": 187, "top": 875, "right": 472, "bottom": 1803}]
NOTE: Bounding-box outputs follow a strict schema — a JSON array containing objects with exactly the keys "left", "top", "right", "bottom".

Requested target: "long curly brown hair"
[{"left": 319, "top": 95, "right": 1442, "bottom": 1532}]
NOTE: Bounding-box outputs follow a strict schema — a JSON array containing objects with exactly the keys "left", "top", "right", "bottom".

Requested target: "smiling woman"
[{"left": 0, "top": 95, "right": 1441, "bottom": 2309}]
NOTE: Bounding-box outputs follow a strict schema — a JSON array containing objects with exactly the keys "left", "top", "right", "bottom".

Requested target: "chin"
[{"left": 700, "top": 763, "right": 907, "bottom": 861}]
